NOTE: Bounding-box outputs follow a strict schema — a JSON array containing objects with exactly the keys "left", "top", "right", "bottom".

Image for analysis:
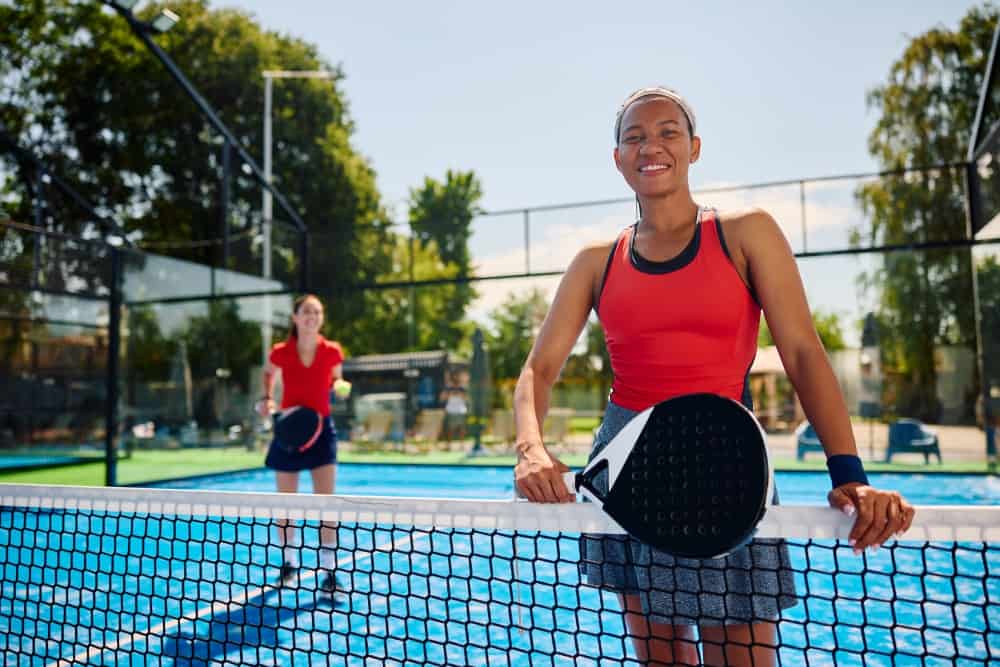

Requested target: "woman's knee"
[
  {"left": 699, "top": 622, "right": 777, "bottom": 667},
  {"left": 620, "top": 594, "right": 699, "bottom": 666}
]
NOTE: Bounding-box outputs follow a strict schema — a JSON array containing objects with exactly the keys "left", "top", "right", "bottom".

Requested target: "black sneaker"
[
  {"left": 319, "top": 570, "right": 342, "bottom": 594},
  {"left": 276, "top": 562, "right": 298, "bottom": 585}
]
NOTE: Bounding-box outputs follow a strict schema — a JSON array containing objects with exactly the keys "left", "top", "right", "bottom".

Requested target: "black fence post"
[
  {"left": 105, "top": 246, "right": 123, "bottom": 486},
  {"left": 299, "top": 230, "right": 310, "bottom": 292},
  {"left": 221, "top": 138, "right": 231, "bottom": 274}
]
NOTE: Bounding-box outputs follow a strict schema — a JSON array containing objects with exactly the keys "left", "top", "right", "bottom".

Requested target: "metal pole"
[
  {"left": 523, "top": 210, "right": 530, "bottom": 274},
  {"left": 299, "top": 228, "right": 309, "bottom": 292},
  {"left": 31, "top": 166, "right": 44, "bottom": 289},
  {"left": 409, "top": 227, "right": 416, "bottom": 349},
  {"left": 799, "top": 180, "right": 808, "bottom": 253},
  {"left": 105, "top": 247, "right": 123, "bottom": 486},
  {"left": 221, "top": 137, "right": 231, "bottom": 277},
  {"left": 262, "top": 74, "right": 273, "bottom": 369},
  {"left": 263, "top": 75, "right": 273, "bottom": 278}
]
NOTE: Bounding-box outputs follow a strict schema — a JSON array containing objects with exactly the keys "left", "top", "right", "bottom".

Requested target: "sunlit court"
[{"left": 2, "top": 2, "right": 1000, "bottom": 665}]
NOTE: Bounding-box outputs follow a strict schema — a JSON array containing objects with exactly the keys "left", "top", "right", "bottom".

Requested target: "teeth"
[{"left": 639, "top": 164, "right": 669, "bottom": 172}]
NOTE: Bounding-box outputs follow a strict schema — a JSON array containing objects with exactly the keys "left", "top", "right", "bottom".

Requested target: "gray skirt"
[{"left": 579, "top": 402, "right": 799, "bottom": 626}]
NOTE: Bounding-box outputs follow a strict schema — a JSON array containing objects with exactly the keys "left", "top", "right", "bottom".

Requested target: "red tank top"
[
  {"left": 598, "top": 208, "right": 760, "bottom": 411},
  {"left": 269, "top": 336, "right": 344, "bottom": 416}
]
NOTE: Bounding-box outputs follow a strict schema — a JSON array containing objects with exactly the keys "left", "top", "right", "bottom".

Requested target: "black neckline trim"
[{"left": 629, "top": 213, "right": 702, "bottom": 275}]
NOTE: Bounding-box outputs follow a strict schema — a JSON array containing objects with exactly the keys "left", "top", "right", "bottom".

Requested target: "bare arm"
[
  {"left": 739, "top": 209, "right": 914, "bottom": 549},
  {"left": 741, "top": 212, "right": 857, "bottom": 458},
  {"left": 257, "top": 361, "right": 280, "bottom": 417},
  {"left": 514, "top": 245, "right": 605, "bottom": 502}
]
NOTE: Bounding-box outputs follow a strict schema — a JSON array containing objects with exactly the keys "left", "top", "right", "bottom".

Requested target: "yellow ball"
[{"left": 334, "top": 380, "right": 352, "bottom": 398}]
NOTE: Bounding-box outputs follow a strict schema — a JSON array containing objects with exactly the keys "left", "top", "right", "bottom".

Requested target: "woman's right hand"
[
  {"left": 256, "top": 398, "right": 275, "bottom": 418},
  {"left": 515, "top": 442, "right": 575, "bottom": 503}
]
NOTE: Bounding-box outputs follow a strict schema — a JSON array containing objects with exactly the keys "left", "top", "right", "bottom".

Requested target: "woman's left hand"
[{"left": 828, "top": 484, "right": 915, "bottom": 555}]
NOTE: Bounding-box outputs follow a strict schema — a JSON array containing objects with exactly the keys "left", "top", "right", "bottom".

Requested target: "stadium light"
[
  {"left": 149, "top": 9, "right": 179, "bottom": 34},
  {"left": 101, "top": 1, "right": 179, "bottom": 35}
]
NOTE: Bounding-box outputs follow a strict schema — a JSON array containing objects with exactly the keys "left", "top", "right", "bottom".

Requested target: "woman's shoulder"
[
  {"left": 572, "top": 235, "right": 626, "bottom": 272},
  {"left": 713, "top": 207, "right": 784, "bottom": 246},
  {"left": 714, "top": 206, "right": 775, "bottom": 226},
  {"left": 270, "top": 340, "right": 292, "bottom": 354},
  {"left": 268, "top": 340, "right": 291, "bottom": 365}
]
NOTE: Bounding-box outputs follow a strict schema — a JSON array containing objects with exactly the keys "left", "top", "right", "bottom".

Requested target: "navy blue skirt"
[{"left": 265, "top": 415, "right": 338, "bottom": 472}]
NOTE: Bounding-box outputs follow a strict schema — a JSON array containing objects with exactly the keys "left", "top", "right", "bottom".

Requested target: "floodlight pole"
[{"left": 261, "top": 70, "right": 332, "bottom": 366}]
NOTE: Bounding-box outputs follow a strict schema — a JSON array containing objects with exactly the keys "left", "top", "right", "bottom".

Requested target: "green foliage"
[
  {"left": 409, "top": 170, "right": 482, "bottom": 269},
  {"left": 405, "top": 170, "right": 483, "bottom": 352},
  {"left": 484, "top": 288, "right": 549, "bottom": 381},
  {"left": 561, "top": 318, "right": 613, "bottom": 402},
  {"left": 853, "top": 4, "right": 998, "bottom": 421},
  {"left": 180, "top": 299, "right": 261, "bottom": 393},
  {"left": 335, "top": 236, "right": 472, "bottom": 355},
  {"left": 978, "top": 255, "right": 1000, "bottom": 384},
  {"left": 0, "top": 0, "right": 391, "bottom": 310},
  {"left": 758, "top": 310, "right": 847, "bottom": 352},
  {"left": 125, "top": 305, "right": 176, "bottom": 384}
]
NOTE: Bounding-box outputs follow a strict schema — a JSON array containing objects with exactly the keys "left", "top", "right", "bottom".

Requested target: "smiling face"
[
  {"left": 291, "top": 295, "right": 324, "bottom": 338},
  {"left": 614, "top": 96, "right": 701, "bottom": 200}
]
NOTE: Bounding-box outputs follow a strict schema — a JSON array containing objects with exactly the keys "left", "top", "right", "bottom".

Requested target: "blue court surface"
[
  {"left": 0, "top": 455, "right": 98, "bottom": 472},
  {"left": 1, "top": 467, "right": 998, "bottom": 666}
]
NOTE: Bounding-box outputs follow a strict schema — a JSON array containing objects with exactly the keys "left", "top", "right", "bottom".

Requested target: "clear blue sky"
[{"left": 223, "top": 0, "right": 977, "bottom": 214}]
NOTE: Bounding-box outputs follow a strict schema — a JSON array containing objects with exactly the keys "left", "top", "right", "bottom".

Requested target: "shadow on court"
[{"left": 161, "top": 587, "right": 344, "bottom": 665}]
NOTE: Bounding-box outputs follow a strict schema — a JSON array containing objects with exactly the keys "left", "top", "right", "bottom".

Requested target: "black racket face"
[
  {"left": 602, "top": 394, "right": 769, "bottom": 559},
  {"left": 274, "top": 408, "right": 322, "bottom": 453}
]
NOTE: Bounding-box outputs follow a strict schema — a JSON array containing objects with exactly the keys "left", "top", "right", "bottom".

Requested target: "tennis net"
[{"left": 1, "top": 483, "right": 997, "bottom": 666}]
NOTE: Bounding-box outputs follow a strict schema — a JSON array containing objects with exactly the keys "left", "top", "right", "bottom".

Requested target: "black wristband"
[{"left": 826, "top": 454, "right": 869, "bottom": 488}]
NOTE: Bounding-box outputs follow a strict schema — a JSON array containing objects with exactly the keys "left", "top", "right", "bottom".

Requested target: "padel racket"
[
  {"left": 273, "top": 406, "right": 324, "bottom": 455},
  {"left": 566, "top": 393, "right": 773, "bottom": 559}
]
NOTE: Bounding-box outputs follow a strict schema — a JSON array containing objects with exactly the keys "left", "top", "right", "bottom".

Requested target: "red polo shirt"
[{"left": 269, "top": 336, "right": 344, "bottom": 417}]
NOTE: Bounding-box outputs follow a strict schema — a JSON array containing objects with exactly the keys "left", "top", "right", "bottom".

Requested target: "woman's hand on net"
[
  {"left": 828, "top": 483, "right": 916, "bottom": 555},
  {"left": 515, "top": 443, "right": 575, "bottom": 503}
]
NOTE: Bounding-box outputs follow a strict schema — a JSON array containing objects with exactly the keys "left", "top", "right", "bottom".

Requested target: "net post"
[{"left": 105, "top": 245, "right": 123, "bottom": 487}]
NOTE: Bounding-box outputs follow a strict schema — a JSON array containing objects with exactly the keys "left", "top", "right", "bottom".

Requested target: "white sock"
[{"left": 320, "top": 546, "right": 337, "bottom": 571}]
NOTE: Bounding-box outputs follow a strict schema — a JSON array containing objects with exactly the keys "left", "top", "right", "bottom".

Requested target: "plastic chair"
[
  {"left": 795, "top": 421, "right": 824, "bottom": 461},
  {"left": 885, "top": 419, "right": 942, "bottom": 463}
]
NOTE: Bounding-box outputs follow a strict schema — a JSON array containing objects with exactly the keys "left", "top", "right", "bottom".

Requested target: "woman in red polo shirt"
[{"left": 256, "top": 293, "right": 350, "bottom": 592}]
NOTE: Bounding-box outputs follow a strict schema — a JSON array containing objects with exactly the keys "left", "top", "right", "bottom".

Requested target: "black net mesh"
[{"left": 0, "top": 485, "right": 997, "bottom": 665}]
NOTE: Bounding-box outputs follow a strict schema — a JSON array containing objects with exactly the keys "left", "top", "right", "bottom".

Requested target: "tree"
[
  {"left": 978, "top": 255, "right": 1000, "bottom": 392},
  {"left": 758, "top": 310, "right": 847, "bottom": 352},
  {"left": 560, "top": 318, "right": 615, "bottom": 409},
  {"left": 407, "top": 170, "right": 482, "bottom": 350},
  {"left": 335, "top": 235, "right": 469, "bottom": 355},
  {"left": 852, "top": 5, "right": 998, "bottom": 421},
  {"left": 181, "top": 300, "right": 261, "bottom": 393},
  {"left": 178, "top": 299, "right": 261, "bottom": 427},
  {"left": 126, "top": 305, "right": 177, "bottom": 386},
  {"left": 0, "top": 0, "right": 392, "bottom": 306},
  {"left": 484, "top": 288, "right": 549, "bottom": 382}
]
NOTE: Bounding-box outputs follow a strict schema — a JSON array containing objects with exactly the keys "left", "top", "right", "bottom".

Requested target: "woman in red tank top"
[
  {"left": 512, "top": 87, "right": 915, "bottom": 666},
  {"left": 256, "top": 294, "right": 350, "bottom": 593}
]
